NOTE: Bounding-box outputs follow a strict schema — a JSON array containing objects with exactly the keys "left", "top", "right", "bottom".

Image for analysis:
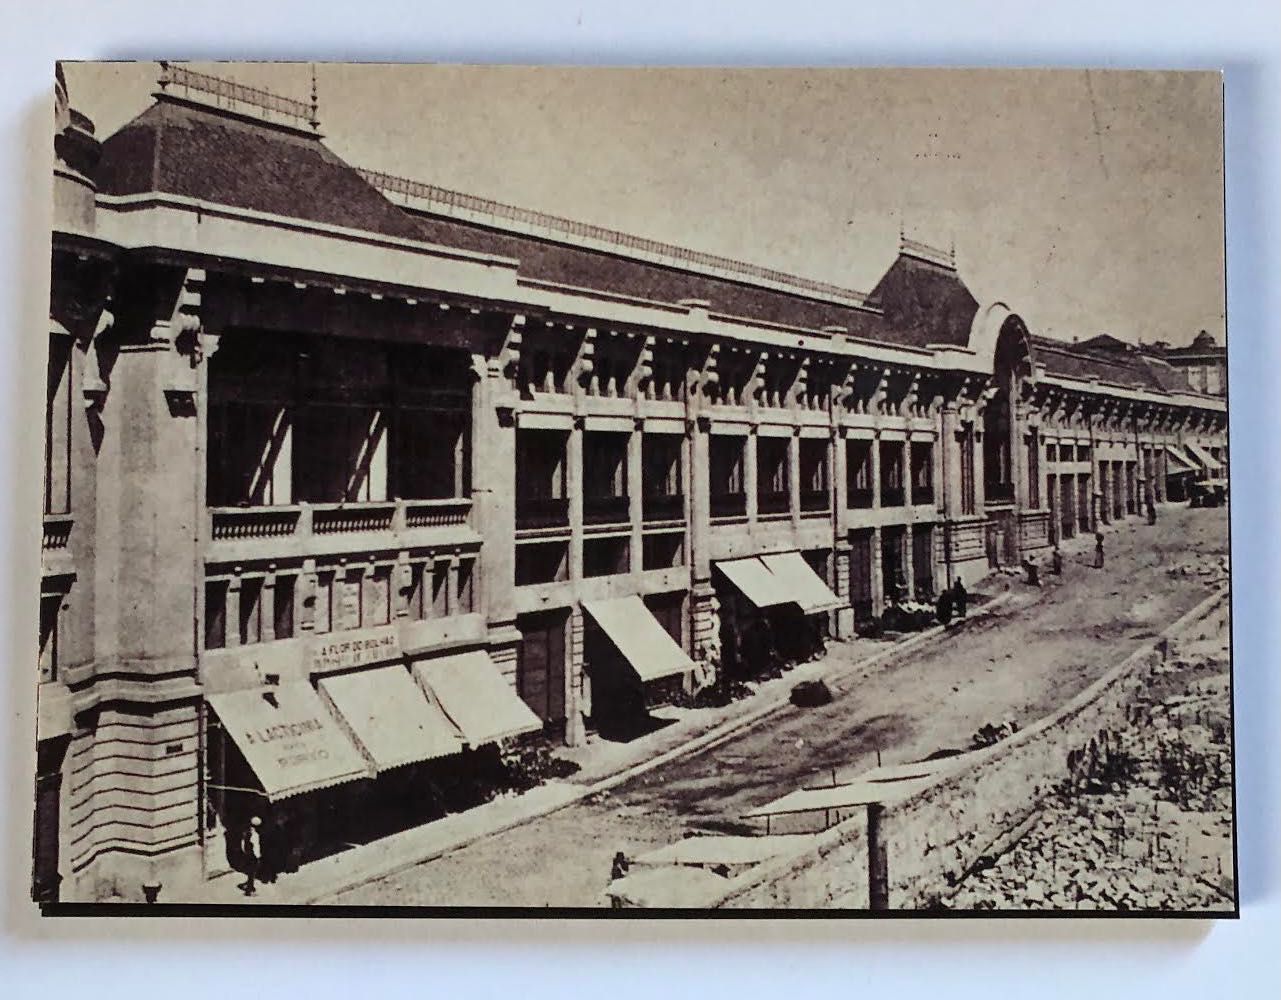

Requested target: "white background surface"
[{"left": 1, "top": 2, "right": 1277, "bottom": 997}]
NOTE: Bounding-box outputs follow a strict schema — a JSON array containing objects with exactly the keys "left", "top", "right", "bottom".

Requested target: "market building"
[{"left": 38, "top": 66, "right": 1229, "bottom": 902}]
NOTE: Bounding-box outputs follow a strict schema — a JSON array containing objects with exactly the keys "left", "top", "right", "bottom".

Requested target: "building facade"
[{"left": 38, "top": 67, "right": 1230, "bottom": 902}]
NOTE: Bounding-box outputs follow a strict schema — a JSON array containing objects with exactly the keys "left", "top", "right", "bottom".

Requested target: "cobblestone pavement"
[{"left": 333, "top": 506, "right": 1229, "bottom": 908}]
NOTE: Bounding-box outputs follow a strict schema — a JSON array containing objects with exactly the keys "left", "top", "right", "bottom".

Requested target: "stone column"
[
  {"left": 568, "top": 417, "right": 584, "bottom": 583},
  {"left": 745, "top": 428, "right": 759, "bottom": 522},
  {"left": 628, "top": 419, "right": 643, "bottom": 575},
  {"left": 871, "top": 431, "right": 883, "bottom": 509},
  {"left": 788, "top": 429, "right": 801, "bottom": 528},
  {"left": 473, "top": 354, "right": 519, "bottom": 673}
]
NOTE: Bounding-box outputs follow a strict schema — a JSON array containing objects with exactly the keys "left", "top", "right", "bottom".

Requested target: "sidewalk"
[{"left": 203, "top": 588, "right": 1022, "bottom": 905}]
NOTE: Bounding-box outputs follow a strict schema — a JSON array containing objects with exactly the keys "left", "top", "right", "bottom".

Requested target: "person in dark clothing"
[
  {"left": 1094, "top": 530, "right": 1105, "bottom": 569},
  {"left": 1147, "top": 497, "right": 1157, "bottom": 524},
  {"left": 609, "top": 851, "right": 630, "bottom": 909},
  {"left": 239, "top": 815, "right": 263, "bottom": 897},
  {"left": 1051, "top": 545, "right": 1063, "bottom": 576},
  {"left": 951, "top": 577, "right": 968, "bottom": 619},
  {"left": 1023, "top": 557, "right": 1041, "bottom": 587},
  {"left": 935, "top": 588, "right": 953, "bottom": 626}
]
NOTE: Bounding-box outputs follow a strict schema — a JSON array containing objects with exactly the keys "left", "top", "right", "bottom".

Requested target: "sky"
[{"left": 62, "top": 62, "right": 1226, "bottom": 348}]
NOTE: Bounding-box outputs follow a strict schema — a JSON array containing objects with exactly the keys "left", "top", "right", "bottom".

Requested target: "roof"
[
  {"left": 863, "top": 250, "right": 980, "bottom": 347},
  {"left": 96, "top": 95, "right": 424, "bottom": 241},
  {"left": 1032, "top": 335, "right": 1208, "bottom": 395},
  {"left": 407, "top": 211, "right": 922, "bottom": 344}
]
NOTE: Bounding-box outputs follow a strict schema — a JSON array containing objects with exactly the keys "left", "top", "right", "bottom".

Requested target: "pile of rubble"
[
  {"left": 1165, "top": 552, "right": 1230, "bottom": 588},
  {"left": 948, "top": 608, "right": 1234, "bottom": 912}
]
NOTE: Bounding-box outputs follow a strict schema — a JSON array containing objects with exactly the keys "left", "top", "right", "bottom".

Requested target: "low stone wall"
[{"left": 708, "top": 587, "right": 1227, "bottom": 910}]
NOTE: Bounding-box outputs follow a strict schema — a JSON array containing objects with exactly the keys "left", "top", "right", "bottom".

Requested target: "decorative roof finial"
[
  {"left": 949, "top": 232, "right": 956, "bottom": 268},
  {"left": 309, "top": 64, "right": 320, "bottom": 133}
]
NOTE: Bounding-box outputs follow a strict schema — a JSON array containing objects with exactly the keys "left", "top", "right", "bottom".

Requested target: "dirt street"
[{"left": 334, "top": 506, "right": 1229, "bottom": 908}]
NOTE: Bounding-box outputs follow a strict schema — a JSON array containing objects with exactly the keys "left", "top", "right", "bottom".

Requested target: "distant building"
[
  {"left": 1159, "top": 330, "right": 1227, "bottom": 396},
  {"left": 39, "top": 66, "right": 1230, "bottom": 903}
]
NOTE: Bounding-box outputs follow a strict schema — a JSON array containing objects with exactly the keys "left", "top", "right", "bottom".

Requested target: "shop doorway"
[{"left": 516, "top": 609, "right": 569, "bottom": 738}]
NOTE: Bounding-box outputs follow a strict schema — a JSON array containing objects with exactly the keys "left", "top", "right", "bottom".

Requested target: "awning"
[
  {"left": 413, "top": 650, "right": 543, "bottom": 747},
  {"left": 206, "top": 683, "right": 371, "bottom": 801},
  {"left": 760, "top": 552, "right": 844, "bottom": 614},
  {"left": 318, "top": 665, "right": 463, "bottom": 772},
  {"left": 1163, "top": 444, "right": 1196, "bottom": 474},
  {"left": 1184, "top": 442, "right": 1223, "bottom": 474},
  {"left": 583, "top": 596, "right": 696, "bottom": 683},
  {"left": 715, "top": 557, "right": 793, "bottom": 610}
]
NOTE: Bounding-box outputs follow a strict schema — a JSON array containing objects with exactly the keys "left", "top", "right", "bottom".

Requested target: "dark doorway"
[
  {"left": 32, "top": 738, "right": 68, "bottom": 903},
  {"left": 848, "top": 529, "right": 875, "bottom": 621},
  {"left": 911, "top": 524, "right": 935, "bottom": 599},
  {"left": 516, "top": 610, "right": 569, "bottom": 737},
  {"left": 881, "top": 526, "right": 906, "bottom": 602}
]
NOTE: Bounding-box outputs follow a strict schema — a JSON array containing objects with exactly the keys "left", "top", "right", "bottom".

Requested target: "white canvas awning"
[
  {"left": 583, "top": 596, "right": 696, "bottom": 683},
  {"left": 1184, "top": 442, "right": 1223, "bottom": 474},
  {"left": 318, "top": 665, "right": 463, "bottom": 772},
  {"left": 715, "top": 557, "right": 793, "bottom": 610},
  {"left": 413, "top": 650, "right": 543, "bottom": 747},
  {"left": 760, "top": 551, "right": 844, "bottom": 615},
  {"left": 1164, "top": 444, "right": 1196, "bottom": 474},
  {"left": 206, "top": 683, "right": 371, "bottom": 801}
]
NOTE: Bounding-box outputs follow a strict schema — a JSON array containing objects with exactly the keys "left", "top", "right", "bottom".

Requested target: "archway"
[{"left": 982, "top": 316, "right": 1033, "bottom": 564}]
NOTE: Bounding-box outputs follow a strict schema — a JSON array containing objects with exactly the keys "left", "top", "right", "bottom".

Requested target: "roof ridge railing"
[
  {"left": 157, "top": 61, "right": 320, "bottom": 133},
  {"left": 899, "top": 234, "right": 956, "bottom": 269},
  {"left": 357, "top": 167, "right": 869, "bottom": 306}
]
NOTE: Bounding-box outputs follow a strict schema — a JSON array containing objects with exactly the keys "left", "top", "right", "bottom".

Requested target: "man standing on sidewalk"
[
  {"left": 1094, "top": 529, "right": 1106, "bottom": 569},
  {"left": 240, "top": 815, "right": 264, "bottom": 897},
  {"left": 951, "top": 576, "right": 968, "bottom": 619}
]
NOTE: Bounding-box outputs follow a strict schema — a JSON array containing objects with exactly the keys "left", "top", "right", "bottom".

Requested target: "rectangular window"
[
  {"left": 799, "top": 439, "right": 829, "bottom": 512},
  {"left": 431, "top": 563, "right": 449, "bottom": 617},
  {"left": 205, "top": 580, "right": 228, "bottom": 650},
  {"left": 239, "top": 578, "right": 264, "bottom": 646},
  {"left": 406, "top": 563, "right": 427, "bottom": 621},
  {"left": 457, "top": 558, "right": 476, "bottom": 614},
  {"left": 642, "top": 532, "right": 684, "bottom": 570},
  {"left": 392, "top": 408, "right": 468, "bottom": 500},
  {"left": 516, "top": 430, "right": 569, "bottom": 530},
  {"left": 273, "top": 575, "right": 295, "bottom": 640},
  {"left": 207, "top": 401, "right": 290, "bottom": 506},
  {"left": 584, "top": 536, "right": 630, "bottom": 578},
  {"left": 960, "top": 424, "right": 976, "bottom": 515},
  {"left": 583, "top": 432, "right": 630, "bottom": 525},
  {"left": 757, "top": 437, "right": 790, "bottom": 514},
  {"left": 1045, "top": 443, "right": 1057, "bottom": 464},
  {"left": 313, "top": 572, "right": 334, "bottom": 635},
  {"left": 1027, "top": 431, "right": 1041, "bottom": 508},
  {"left": 709, "top": 435, "right": 746, "bottom": 517},
  {"left": 364, "top": 566, "right": 391, "bottom": 626},
  {"left": 1076, "top": 444, "right": 1090, "bottom": 463},
  {"left": 293, "top": 404, "right": 386, "bottom": 503},
  {"left": 880, "top": 440, "right": 905, "bottom": 506},
  {"left": 847, "top": 439, "right": 873, "bottom": 508},
  {"left": 44, "top": 336, "right": 73, "bottom": 516},
  {"left": 515, "top": 541, "right": 569, "bottom": 586},
  {"left": 39, "top": 594, "right": 61, "bottom": 682},
  {"left": 910, "top": 441, "right": 934, "bottom": 502}
]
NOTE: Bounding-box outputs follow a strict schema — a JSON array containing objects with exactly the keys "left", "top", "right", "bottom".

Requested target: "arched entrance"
[{"left": 982, "top": 316, "right": 1033, "bottom": 567}]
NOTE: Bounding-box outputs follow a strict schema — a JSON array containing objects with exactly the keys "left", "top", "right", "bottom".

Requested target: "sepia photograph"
[{"left": 36, "top": 61, "right": 1233, "bottom": 914}]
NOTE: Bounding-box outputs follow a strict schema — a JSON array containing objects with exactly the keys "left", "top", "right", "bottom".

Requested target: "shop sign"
[{"left": 309, "top": 625, "right": 402, "bottom": 673}]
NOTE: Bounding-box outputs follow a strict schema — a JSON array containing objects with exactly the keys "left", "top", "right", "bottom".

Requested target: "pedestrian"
[
  {"left": 951, "top": 576, "right": 968, "bottom": 619},
  {"left": 1147, "top": 497, "right": 1157, "bottom": 525},
  {"left": 239, "top": 815, "right": 263, "bottom": 897},
  {"left": 1051, "top": 545, "right": 1063, "bottom": 576},
  {"left": 1094, "top": 529, "right": 1105, "bottom": 569},
  {"left": 935, "top": 588, "right": 953, "bottom": 626},
  {"left": 609, "top": 851, "right": 630, "bottom": 909},
  {"left": 1023, "top": 557, "right": 1041, "bottom": 587}
]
